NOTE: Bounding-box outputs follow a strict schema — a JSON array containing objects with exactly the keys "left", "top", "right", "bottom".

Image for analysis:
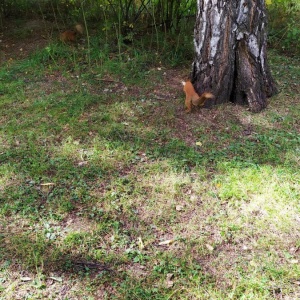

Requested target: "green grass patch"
[{"left": 0, "top": 32, "right": 300, "bottom": 299}]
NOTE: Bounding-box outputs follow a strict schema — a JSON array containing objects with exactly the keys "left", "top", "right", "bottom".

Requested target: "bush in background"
[
  {"left": 1, "top": 0, "right": 300, "bottom": 57},
  {"left": 267, "top": 0, "right": 300, "bottom": 55}
]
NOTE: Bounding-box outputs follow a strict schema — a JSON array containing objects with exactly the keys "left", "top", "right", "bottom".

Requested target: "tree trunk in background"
[{"left": 192, "top": 0, "right": 278, "bottom": 112}]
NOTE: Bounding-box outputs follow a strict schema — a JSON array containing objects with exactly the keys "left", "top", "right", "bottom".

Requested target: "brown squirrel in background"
[
  {"left": 60, "top": 24, "right": 84, "bottom": 43},
  {"left": 182, "top": 80, "right": 214, "bottom": 113}
]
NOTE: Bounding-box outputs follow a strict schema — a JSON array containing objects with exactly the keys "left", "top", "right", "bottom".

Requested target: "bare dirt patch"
[{"left": 0, "top": 19, "right": 54, "bottom": 64}]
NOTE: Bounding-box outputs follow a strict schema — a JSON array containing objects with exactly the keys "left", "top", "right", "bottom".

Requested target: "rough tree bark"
[{"left": 192, "top": 0, "right": 278, "bottom": 112}]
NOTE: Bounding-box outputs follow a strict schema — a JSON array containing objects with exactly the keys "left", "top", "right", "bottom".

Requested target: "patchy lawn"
[{"left": 0, "top": 19, "right": 300, "bottom": 300}]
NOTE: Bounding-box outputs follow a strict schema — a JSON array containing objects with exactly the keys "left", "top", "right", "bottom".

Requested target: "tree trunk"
[{"left": 192, "top": 0, "right": 278, "bottom": 112}]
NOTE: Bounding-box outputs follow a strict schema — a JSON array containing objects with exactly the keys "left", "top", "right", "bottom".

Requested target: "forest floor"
[{"left": 0, "top": 19, "right": 300, "bottom": 299}]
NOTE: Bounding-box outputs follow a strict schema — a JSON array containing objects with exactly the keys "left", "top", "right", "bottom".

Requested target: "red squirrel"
[
  {"left": 60, "top": 30, "right": 77, "bottom": 43},
  {"left": 182, "top": 80, "right": 214, "bottom": 113},
  {"left": 60, "top": 24, "right": 84, "bottom": 43}
]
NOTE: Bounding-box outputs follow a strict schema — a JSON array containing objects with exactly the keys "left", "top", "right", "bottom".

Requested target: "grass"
[{"left": 0, "top": 23, "right": 300, "bottom": 299}]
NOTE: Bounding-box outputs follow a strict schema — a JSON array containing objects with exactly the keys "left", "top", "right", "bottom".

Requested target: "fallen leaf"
[
  {"left": 176, "top": 205, "right": 184, "bottom": 211},
  {"left": 249, "top": 260, "right": 257, "bottom": 267},
  {"left": 159, "top": 239, "right": 174, "bottom": 246},
  {"left": 290, "top": 259, "right": 299, "bottom": 264},
  {"left": 78, "top": 161, "right": 88, "bottom": 167},
  {"left": 206, "top": 244, "right": 214, "bottom": 252},
  {"left": 166, "top": 273, "right": 174, "bottom": 288},
  {"left": 196, "top": 141, "right": 202, "bottom": 146},
  {"left": 20, "top": 277, "right": 32, "bottom": 282},
  {"left": 49, "top": 276, "right": 63, "bottom": 282},
  {"left": 137, "top": 237, "right": 145, "bottom": 250}
]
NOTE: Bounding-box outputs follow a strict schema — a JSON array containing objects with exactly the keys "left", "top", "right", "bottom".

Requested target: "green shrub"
[{"left": 268, "top": 0, "right": 300, "bottom": 55}]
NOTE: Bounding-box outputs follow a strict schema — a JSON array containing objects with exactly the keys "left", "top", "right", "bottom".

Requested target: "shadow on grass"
[{"left": 1, "top": 50, "right": 300, "bottom": 298}]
